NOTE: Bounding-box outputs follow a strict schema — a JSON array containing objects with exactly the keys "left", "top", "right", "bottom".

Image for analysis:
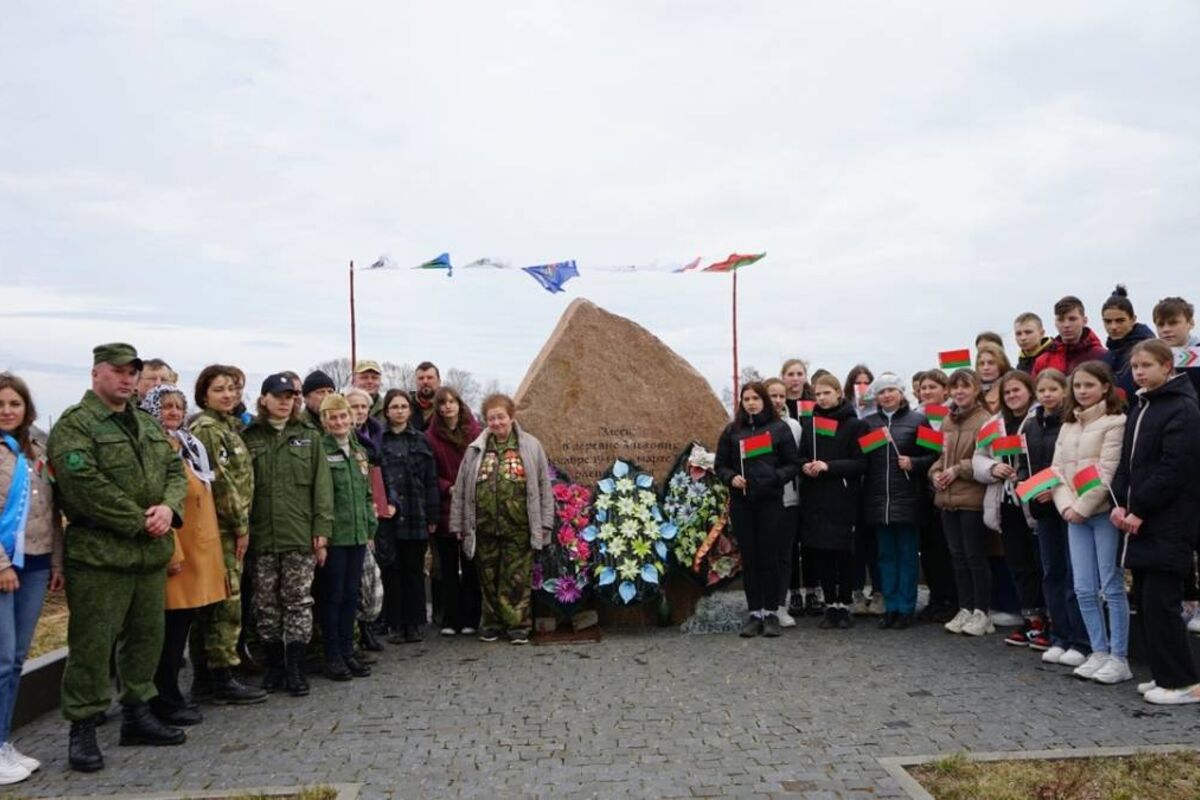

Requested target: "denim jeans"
[
  {"left": 320, "top": 545, "right": 365, "bottom": 661},
  {"left": 875, "top": 524, "right": 919, "bottom": 614},
  {"left": 1037, "top": 515, "right": 1089, "bottom": 652},
  {"left": 1068, "top": 513, "right": 1129, "bottom": 658},
  {"left": 0, "top": 567, "right": 50, "bottom": 743}
]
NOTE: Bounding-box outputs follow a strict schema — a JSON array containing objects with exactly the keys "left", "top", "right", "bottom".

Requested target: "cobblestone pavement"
[{"left": 10, "top": 617, "right": 1200, "bottom": 799}]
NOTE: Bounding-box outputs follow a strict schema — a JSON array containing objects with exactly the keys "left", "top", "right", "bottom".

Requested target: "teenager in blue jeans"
[
  {"left": 1051, "top": 361, "right": 1129, "bottom": 685},
  {"left": 0, "top": 373, "right": 64, "bottom": 785}
]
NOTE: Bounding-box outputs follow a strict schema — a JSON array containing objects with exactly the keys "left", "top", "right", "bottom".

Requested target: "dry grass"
[
  {"left": 221, "top": 788, "right": 338, "bottom": 800},
  {"left": 910, "top": 751, "right": 1200, "bottom": 800},
  {"left": 27, "top": 589, "right": 68, "bottom": 660}
]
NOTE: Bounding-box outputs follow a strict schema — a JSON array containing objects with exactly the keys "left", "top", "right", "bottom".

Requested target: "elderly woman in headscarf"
[{"left": 139, "top": 385, "right": 229, "bottom": 726}]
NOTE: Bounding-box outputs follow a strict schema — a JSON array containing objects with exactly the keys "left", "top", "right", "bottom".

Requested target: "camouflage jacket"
[
  {"left": 321, "top": 434, "right": 377, "bottom": 546},
  {"left": 48, "top": 390, "right": 187, "bottom": 573},
  {"left": 242, "top": 418, "right": 334, "bottom": 554},
  {"left": 188, "top": 409, "right": 254, "bottom": 538}
]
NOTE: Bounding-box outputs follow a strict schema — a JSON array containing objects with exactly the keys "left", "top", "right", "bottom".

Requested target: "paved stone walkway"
[{"left": 10, "top": 616, "right": 1200, "bottom": 799}]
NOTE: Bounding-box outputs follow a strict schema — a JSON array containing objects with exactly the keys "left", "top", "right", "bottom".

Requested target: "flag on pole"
[
  {"left": 1174, "top": 346, "right": 1200, "bottom": 368},
  {"left": 814, "top": 417, "right": 838, "bottom": 438},
  {"left": 522, "top": 260, "right": 579, "bottom": 294},
  {"left": 858, "top": 428, "right": 889, "bottom": 454},
  {"left": 366, "top": 255, "right": 398, "bottom": 270},
  {"left": 915, "top": 426, "right": 944, "bottom": 453},
  {"left": 739, "top": 431, "right": 774, "bottom": 459},
  {"left": 673, "top": 257, "right": 703, "bottom": 273},
  {"left": 1017, "top": 468, "right": 1062, "bottom": 503},
  {"left": 976, "top": 419, "right": 1002, "bottom": 448},
  {"left": 797, "top": 400, "right": 816, "bottom": 418},
  {"left": 460, "top": 257, "right": 513, "bottom": 270},
  {"left": 414, "top": 253, "right": 453, "bottom": 276},
  {"left": 923, "top": 404, "right": 949, "bottom": 424},
  {"left": 938, "top": 349, "right": 972, "bottom": 370},
  {"left": 703, "top": 253, "right": 766, "bottom": 273},
  {"left": 991, "top": 435, "right": 1024, "bottom": 458},
  {"left": 1072, "top": 464, "right": 1104, "bottom": 496}
]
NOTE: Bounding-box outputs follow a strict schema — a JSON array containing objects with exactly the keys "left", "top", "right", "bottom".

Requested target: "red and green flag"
[
  {"left": 1016, "top": 468, "right": 1061, "bottom": 502},
  {"left": 991, "top": 434, "right": 1024, "bottom": 458},
  {"left": 739, "top": 431, "right": 773, "bottom": 459},
  {"left": 938, "top": 349, "right": 972, "bottom": 370},
  {"left": 976, "top": 419, "right": 1002, "bottom": 448},
  {"left": 915, "top": 426, "right": 944, "bottom": 453},
  {"left": 703, "top": 252, "right": 766, "bottom": 273},
  {"left": 814, "top": 417, "right": 838, "bottom": 438},
  {"left": 1073, "top": 464, "right": 1104, "bottom": 496},
  {"left": 858, "top": 428, "right": 889, "bottom": 454},
  {"left": 797, "top": 400, "right": 816, "bottom": 418},
  {"left": 924, "top": 404, "right": 949, "bottom": 424}
]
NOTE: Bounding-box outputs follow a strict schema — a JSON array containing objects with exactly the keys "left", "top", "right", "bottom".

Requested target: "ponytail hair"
[{"left": 1101, "top": 283, "right": 1135, "bottom": 317}]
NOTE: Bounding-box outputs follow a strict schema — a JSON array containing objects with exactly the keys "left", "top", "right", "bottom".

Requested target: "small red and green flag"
[
  {"left": 739, "top": 431, "right": 773, "bottom": 459},
  {"left": 1016, "top": 468, "right": 1062, "bottom": 502},
  {"left": 703, "top": 252, "right": 766, "bottom": 273},
  {"left": 814, "top": 417, "right": 838, "bottom": 438},
  {"left": 976, "top": 419, "right": 1002, "bottom": 448},
  {"left": 924, "top": 404, "right": 949, "bottom": 424},
  {"left": 797, "top": 400, "right": 816, "bottom": 418},
  {"left": 858, "top": 428, "right": 889, "bottom": 454},
  {"left": 938, "top": 349, "right": 972, "bottom": 370},
  {"left": 991, "top": 434, "right": 1024, "bottom": 458},
  {"left": 915, "top": 426, "right": 944, "bottom": 453},
  {"left": 1073, "top": 464, "right": 1104, "bottom": 496}
]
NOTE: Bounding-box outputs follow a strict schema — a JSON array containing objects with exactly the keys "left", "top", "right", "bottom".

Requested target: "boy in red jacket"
[{"left": 1032, "top": 296, "right": 1107, "bottom": 376}]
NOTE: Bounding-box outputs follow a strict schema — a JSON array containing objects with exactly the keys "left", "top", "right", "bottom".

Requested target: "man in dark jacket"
[{"left": 1032, "top": 296, "right": 1107, "bottom": 376}]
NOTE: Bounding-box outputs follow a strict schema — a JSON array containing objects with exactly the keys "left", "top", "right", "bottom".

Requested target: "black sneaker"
[
  {"left": 509, "top": 630, "right": 531, "bottom": 645},
  {"left": 478, "top": 629, "right": 501, "bottom": 643},
  {"left": 894, "top": 613, "right": 914, "bottom": 630},
  {"left": 344, "top": 655, "right": 372, "bottom": 677},
  {"left": 739, "top": 616, "right": 763, "bottom": 638},
  {"left": 836, "top": 608, "right": 855, "bottom": 629},
  {"left": 879, "top": 611, "right": 898, "bottom": 630},
  {"left": 807, "top": 595, "right": 826, "bottom": 617},
  {"left": 762, "top": 614, "right": 782, "bottom": 638},
  {"left": 323, "top": 659, "right": 352, "bottom": 682},
  {"left": 787, "top": 594, "right": 805, "bottom": 617}
]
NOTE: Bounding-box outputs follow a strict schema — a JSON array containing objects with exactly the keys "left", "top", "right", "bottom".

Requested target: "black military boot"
[
  {"left": 211, "top": 667, "right": 268, "bottom": 705},
  {"left": 359, "top": 620, "right": 385, "bottom": 652},
  {"left": 68, "top": 718, "right": 104, "bottom": 772},
  {"left": 262, "top": 642, "right": 286, "bottom": 693},
  {"left": 151, "top": 697, "right": 203, "bottom": 726},
  {"left": 284, "top": 642, "right": 310, "bottom": 697},
  {"left": 344, "top": 653, "right": 372, "bottom": 678},
  {"left": 119, "top": 703, "right": 186, "bottom": 746}
]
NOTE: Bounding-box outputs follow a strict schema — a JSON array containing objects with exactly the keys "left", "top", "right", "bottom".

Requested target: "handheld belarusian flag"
[
  {"left": 938, "top": 349, "right": 972, "bottom": 370},
  {"left": 703, "top": 253, "right": 766, "bottom": 273},
  {"left": 991, "top": 435, "right": 1024, "bottom": 458},
  {"left": 915, "top": 426, "right": 944, "bottom": 453},
  {"left": 1072, "top": 464, "right": 1104, "bottom": 496},
  {"left": 1174, "top": 346, "right": 1200, "bottom": 369},
  {"left": 858, "top": 428, "right": 889, "bottom": 454},
  {"left": 814, "top": 417, "right": 838, "bottom": 438},
  {"left": 924, "top": 404, "right": 949, "bottom": 424},
  {"left": 1016, "top": 468, "right": 1062, "bottom": 503},
  {"left": 797, "top": 400, "right": 816, "bottom": 418},
  {"left": 739, "top": 431, "right": 773, "bottom": 459},
  {"left": 976, "top": 419, "right": 1002, "bottom": 449}
]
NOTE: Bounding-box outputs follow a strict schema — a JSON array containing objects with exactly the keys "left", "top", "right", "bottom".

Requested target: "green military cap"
[{"left": 92, "top": 342, "right": 144, "bottom": 370}]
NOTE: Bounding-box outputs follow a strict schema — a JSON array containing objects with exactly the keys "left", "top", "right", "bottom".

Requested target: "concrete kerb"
[
  {"left": 46, "top": 783, "right": 362, "bottom": 800},
  {"left": 877, "top": 744, "right": 1200, "bottom": 800}
]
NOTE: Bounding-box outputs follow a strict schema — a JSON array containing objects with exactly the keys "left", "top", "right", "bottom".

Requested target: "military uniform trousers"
[
  {"left": 189, "top": 531, "right": 242, "bottom": 667},
  {"left": 475, "top": 527, "right": 533, "bottom": 636},
  {"left": 61, "top": 562, "right": 166, "bottom": 721},
  {"left": 252, "top": 552, "right": 316, "bottom": 644}
]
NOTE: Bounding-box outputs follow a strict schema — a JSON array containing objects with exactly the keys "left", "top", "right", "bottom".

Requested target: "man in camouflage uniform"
[
  {"left": 48, "top": 343, "right": 189, "bottom": 772},
  {"left": 188, "top": 379, "right": 266, "bottom": 704}
]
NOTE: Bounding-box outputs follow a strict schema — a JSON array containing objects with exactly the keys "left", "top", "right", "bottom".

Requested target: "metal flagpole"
[
  {"left": 731, "top": 271, "right": 739, "bottom": 415},
  {"left": 349, "top": 260, "right": 357, "bottom": 372}
]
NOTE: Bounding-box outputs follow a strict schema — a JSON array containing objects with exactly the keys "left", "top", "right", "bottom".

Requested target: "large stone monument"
[{"left": 514, "top": 298, "right": 730, "bottom": 486}]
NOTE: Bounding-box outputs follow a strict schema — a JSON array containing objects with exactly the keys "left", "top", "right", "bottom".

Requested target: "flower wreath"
[
  {"left": 532, "top": 464, "right": 593, "bottom": 611},
  {"left": 588, "top": 459, "right": 672, "bottom": 605},
  {"left": 661, "top": 442, "right": 740, "bottom": 591}
]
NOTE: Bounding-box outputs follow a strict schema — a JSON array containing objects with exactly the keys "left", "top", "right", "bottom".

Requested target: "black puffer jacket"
[
  {"left": 1105, "top": 322, "right": 1156, "bottom": 400},
  {"left": 377, "top": 425, "right": 439, "bottom": 544},
  {"left": 1020, "top": 405, "right": 1063, "bottom": 521},
  {"left": 861, "top": 406, "right": 935, "bottom": 527},
  {"left": 798, "top": 401, "right": 867, "bottom": 550},
  {"left": 715, "top": 415, "right": 800, "bottom": 504},
  {"left": 1113, "top": 375, "right": 1200, "bottom": 575}
]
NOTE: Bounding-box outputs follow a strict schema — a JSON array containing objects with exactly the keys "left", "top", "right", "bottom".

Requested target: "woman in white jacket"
[{"left": 1051, "top": 361, "right": 1128, "bottom": 685}]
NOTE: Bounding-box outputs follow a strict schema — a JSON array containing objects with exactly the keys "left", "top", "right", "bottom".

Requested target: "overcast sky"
[{"left": 3, "top": 2, "right": 1198, "bottom": 423}]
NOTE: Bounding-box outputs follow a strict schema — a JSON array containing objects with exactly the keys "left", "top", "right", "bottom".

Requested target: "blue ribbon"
[{"left": 0, "top": 433, "right": 29, "bottom": 568}]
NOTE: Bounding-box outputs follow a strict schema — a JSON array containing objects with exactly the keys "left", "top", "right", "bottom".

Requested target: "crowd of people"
[{"left": 0, "top": 285, "right": 1199, "bottom": 784}]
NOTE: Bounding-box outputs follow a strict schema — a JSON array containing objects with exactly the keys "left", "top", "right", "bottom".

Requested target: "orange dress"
[{"left": 166, "top": 460, "right": 229, "bottom": 610}]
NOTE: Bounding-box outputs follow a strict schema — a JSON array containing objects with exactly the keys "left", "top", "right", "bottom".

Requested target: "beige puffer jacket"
[{"left": 1050, "top": 403, "right": 1125, "bottom": 519}]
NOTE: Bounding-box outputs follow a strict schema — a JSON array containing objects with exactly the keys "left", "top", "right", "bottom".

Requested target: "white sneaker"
[
  {"left": 0, "top": 743, "right": 37, "bottom": 774},
  {"left": 439, "top": 627, "right": 457, "bottom": 636},
  {"left": 1058, "top": 648, "right": 1087, "bottom": 667},
  {"left": 1138, "top": 680, "right": 1158, "bottom": 695},
  {"left": 0, "top": 747, "right": 30, "bottom": 785},
  {"left": 1091, "top": 656, "right": 1133, "bottom": 684},
  {"left": 867, "top": 592, "right": 886, "bottom": 616},
  {"left": 777, "top": 607, "right": 797, "bottom": 628},
  {"left": 851, "top": 591, "right": 869, "bottom": 616},
  {"left": 1072, "top": 652, "right": 1109, "bottom": 679},
  {"left": 962, "top": 610, "right": 995, "bottom": 636},
  {"left": 1145, "top": 684, "right": 1200, "bottom": 705},
  {"left": 461, "top": 627, "right": 477, "bottom": 636},
  {"left": 1041, "top": 646, "right": 1065, "bottom": 664},
  {"left": 989, "top": 610, "right": 1024, "bottom": 627},
  {"left": 1188, "top": 616, "right": 1200, "bottom": 634},
  {"left": 944, "top": 609, "right": 971, "bottom": 634}
]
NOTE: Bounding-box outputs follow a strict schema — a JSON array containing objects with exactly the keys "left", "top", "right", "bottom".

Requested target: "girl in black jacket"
[
  {"left": 798, "top": 374, "right": 867, "bottom": 629},
  {"left": 715, "top": 382, "right": 800, "bottom": 638},
  {"left": 1112, "top": 341, "right": 1200, "bottom": 704}
]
